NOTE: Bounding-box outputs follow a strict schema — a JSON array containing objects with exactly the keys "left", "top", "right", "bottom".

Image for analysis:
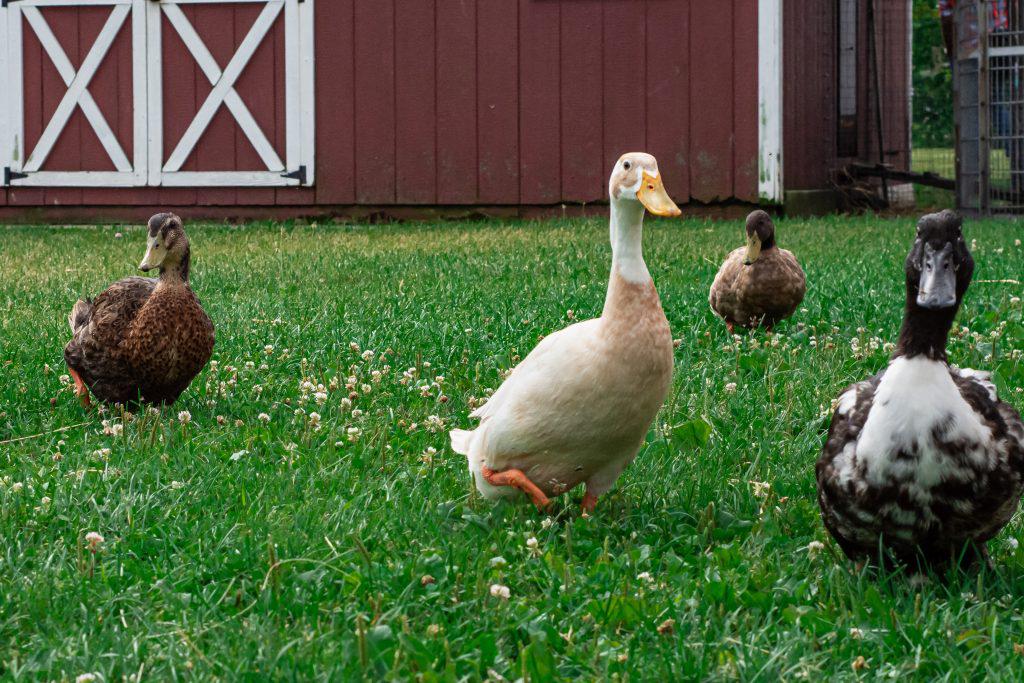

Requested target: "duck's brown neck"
[
  {"left": 157, "top": 246, "right": 191, "bottom": 287},
  {"left": 603, "top": 201, "right": 659, "bottom": 319}
]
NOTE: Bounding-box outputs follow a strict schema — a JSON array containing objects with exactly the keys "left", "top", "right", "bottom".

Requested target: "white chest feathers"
[{"left": 857, "top": 356, "right": 994, "bottom": 490}]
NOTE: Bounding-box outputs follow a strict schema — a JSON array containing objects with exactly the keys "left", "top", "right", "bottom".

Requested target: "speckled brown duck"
[
  {"left": 64, "top": 213, "right": 215, "bottom": 407},
  {"left": 816, "top": 210, "right": 1024, "bottom": 571},
  {"left": 709, "top": 210, "right": 806, "bottom": 332}
]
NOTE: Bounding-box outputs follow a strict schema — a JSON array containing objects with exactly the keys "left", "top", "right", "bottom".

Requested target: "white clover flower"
[
  {"left": 525, "top": 537, "right": 540, "bottom": 556},
  {"left": 349, "top": 341, "right": 361, "bottom": 353},
  {"left": 40, "top": 496, "right": 51, "bottom": 506},
  {"left": 258, "top": 413, "right": 271, "bottom": 424},
  {"left": 309, "top": 412, "right": 322, "bottom": 430},
  {"left": 230, "top": 449, "right": 248, "bottom": 461},
  {"left": 59, "top": 374, "right": 71, "bottom": 386},
  {"left": 361, "top": 349, "right": 375, "bottom": 361},
  {"left": 85, "top": 531, "right": 105, "bottom": 551},
  {"left": 425, "top": 415, "right": 445, "bottom": 432},
  {"left": 750, "top": 481, "right": 771, "bottom": 499},
  {"left": 1012, "top": 297, "right": 1021, "bottom": 305},
  {"left": 314, "top": 391, "right": 328, "bottom": 405},
  {"left": 92, "top": 448, "right": 112, "bottom": 460},
  {"left": 75, "top": 674, "right": 99, "bottom": 683},
  {"left": 361, "top": 383, "right": 372, "bottom": 394},
  {"left": 177, "top": 410, "right": 192, "bottom": 425},
  {"left": 170, "top": 481, "right": 184, "bottom": 490},
  {"left": 10, "top": 482, "right": 24, "bottom": 493},
  {"left": 807, "top": 541, "right": 825, "bottom": 558},
  {"left": 489, "top": 556, "right": 508, "bottom": 569},
  {"left": 264, "top": 345, "right": 275, "bottom": 355},
  {"left": 1008, "top": 537, "right": 1020, "bottom": 550},
  {"left": 724, "top": 382, "right": 737, "bottom": 394},
  {"left": 637, "top": 571, "right": 654, "bottom": 583},
  {"left": 489, "top": 584, "right": 511, "bottom": 599},
  {"left": 849, "top": 627, "right": 864, "bottom": 640},
  {"left": 340, "top": 398, "right": 353, "bottom": 410},
  {"left": 541, "top": 518, "right": 554, "bottom": 529},
  {"left": 347, "top": 427, "right": 362, "bottom": 442}
]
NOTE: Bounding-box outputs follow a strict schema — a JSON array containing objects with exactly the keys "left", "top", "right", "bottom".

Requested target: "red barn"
[{"left": 0, "top": 0, "right": 910, "bottom": 221}]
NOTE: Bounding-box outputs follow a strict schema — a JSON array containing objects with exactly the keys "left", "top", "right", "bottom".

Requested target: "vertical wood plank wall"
[{"left": 1, "top": 0, "right": 912, "bottom": 213}]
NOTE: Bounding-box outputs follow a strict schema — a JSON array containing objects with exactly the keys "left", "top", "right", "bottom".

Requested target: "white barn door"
[
  {"left": 147, "top": 0, "right": 315, "bottom": 187},
  {"left": 0, "top": 0, "right": 314, "bottom": 188},
  {"left": 1, "top": 0, "right": 147, "bottom": 187}
]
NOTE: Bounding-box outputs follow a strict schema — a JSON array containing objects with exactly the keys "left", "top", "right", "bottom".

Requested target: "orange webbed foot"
[
  {"left": 68, "top": 368, "right": 92, "bottom": 410},
  {"left": 581, "top": 490, "right": 599, "bottom": 517},
  {"left": 481, "top": 465, "right": 551, "bottom": 510}
]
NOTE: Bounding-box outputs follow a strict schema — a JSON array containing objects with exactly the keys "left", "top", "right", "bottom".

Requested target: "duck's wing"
[
  {"left": 64, "top": 276, "right": 156, "bottom": 401},
  {"left": 815, "top": 371, "right": 884, "bottom": 558},
  {"left": 950, "top": 367, "right": 1024, "bottom": 536},
  {"left": 708, "top": 248, "right": 747, "bottom": 321},
  {"left": 467, "top": 319, "right": 607, "bottom": 460}
]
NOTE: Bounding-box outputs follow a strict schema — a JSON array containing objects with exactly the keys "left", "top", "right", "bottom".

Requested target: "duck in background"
[
  {"left": 65, "top": 213, "right": 215, "bottom": 407},
  {"left": 709, "top": 210, "right": 805, "bottom": 333},
  {"left": 450, "top": 152, "right": 680, "bottom": 513},
  {"left": 816, "top": 210, "right": 1024, "bottom": 571}
]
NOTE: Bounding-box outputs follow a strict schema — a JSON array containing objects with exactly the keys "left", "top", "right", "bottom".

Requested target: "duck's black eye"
[{"left": 623, "top": 161, "right": 631, "bottom": 170}]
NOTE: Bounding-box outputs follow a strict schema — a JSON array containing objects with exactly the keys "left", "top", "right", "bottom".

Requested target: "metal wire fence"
[{"left": 957, "top": 0, "right": 1024, "bottom": 214}]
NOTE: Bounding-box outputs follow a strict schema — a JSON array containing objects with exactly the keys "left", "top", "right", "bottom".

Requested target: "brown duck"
[
  {"left": 64, "top": 213, "right": 215, "bottom": 407},
  {"left": 709, "top": 210, "right": 806, "bottom": 333}
]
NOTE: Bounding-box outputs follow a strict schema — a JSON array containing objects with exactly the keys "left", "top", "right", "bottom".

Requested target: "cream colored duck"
[{"left": 450, "top": 152, "right": 680, "bottom": 513}]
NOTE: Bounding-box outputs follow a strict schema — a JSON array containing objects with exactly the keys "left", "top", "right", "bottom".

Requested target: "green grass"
[{"left": 2, "top": 216, "right": 1024, "bottom": 680}]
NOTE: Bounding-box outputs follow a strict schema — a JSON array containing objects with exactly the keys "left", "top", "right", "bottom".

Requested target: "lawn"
[{"left": 1, "top": 215, "right": 1024, "bottom": 680}]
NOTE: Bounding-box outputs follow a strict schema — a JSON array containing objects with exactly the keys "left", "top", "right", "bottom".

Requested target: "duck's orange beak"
[{"left": 636, "top": 172, "right": 681, "bottom": 217}]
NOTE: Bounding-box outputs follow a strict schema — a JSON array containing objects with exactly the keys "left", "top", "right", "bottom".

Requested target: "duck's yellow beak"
[
  {"left": 744, "top": 234, "right": 762, "bottom": 265},
  {"left": 636, "top": 172, "right": 681, "bottom": 217}
]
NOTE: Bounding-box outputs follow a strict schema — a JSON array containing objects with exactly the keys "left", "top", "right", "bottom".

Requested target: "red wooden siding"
[{"left": 1, "top": 0, "right": 913, "bottom": 217}]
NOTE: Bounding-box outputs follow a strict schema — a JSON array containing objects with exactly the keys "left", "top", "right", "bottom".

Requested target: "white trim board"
[{"left": 757, "top": 0, "right": 784, "bottom": 204}]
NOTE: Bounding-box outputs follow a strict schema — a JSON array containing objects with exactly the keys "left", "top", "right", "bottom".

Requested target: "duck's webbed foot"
[
  {"left": 481, "top": 465, "right": 551, "bottom": 510},
  {"left": 68, "top": 368, "right": 92, "bottom": 410},
  {"left": 581, "top": 489, "right": 599, "bottom": 517},
  {"left": 726, "top": 321, "right": 735, "bottom": 335}
]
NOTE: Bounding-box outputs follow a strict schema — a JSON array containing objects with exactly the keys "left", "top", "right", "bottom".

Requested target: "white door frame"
[
  {"left": 148, "top": 0, "right": 315, "bottom": 187},
  {"left": 0, "top": 0, "right": 314, "bottom": 188},
  {"left": 758, "top": 0, "right": 784, "bottom": 204},
  {"left": 2, "top": 0, "right": 147, "bottom": 188}
]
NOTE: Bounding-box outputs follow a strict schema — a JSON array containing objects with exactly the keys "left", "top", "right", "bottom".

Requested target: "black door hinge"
[
  {"left": 3, "top": 167, "right": 27, "bottom": 186},
  {"left": 281, "top": 166, "right": 307, "bottom": 185}
]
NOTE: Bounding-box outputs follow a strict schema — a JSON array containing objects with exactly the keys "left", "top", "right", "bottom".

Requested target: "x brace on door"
[
  {"left": 148, "top": 0, "right": 314, "bottom": 187},
  {"left": 2, "top": 0, "right": 147, "bottom": 187},
  {"left": 0, "top": 0, "right": 314, "bottom": 188}
]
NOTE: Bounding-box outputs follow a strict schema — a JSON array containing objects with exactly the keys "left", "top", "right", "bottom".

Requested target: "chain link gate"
[{"left": 956, "top": 0, "right": 1024, "bottom": 214}]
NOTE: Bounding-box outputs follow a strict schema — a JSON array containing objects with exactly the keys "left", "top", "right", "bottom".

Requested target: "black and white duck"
[{"left": 816, "top": 210, "right": 1024, "bottom": 570}]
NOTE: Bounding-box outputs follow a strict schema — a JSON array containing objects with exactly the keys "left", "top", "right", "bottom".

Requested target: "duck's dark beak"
[{"left": 917, "top": 242, "right": 957, "bottom": 309}]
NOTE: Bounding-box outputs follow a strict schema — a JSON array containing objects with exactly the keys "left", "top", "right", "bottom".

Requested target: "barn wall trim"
[{"left": 758, "top": 0, "right": 784, "bottom": 203}]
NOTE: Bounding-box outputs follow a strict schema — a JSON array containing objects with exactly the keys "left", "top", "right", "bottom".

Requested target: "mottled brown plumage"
[
  {"left": 709, "top": 210, "right": 806, "bottom": 331},
  {"left": 64, "top": 214, "right": 215, "bottom": 406}
]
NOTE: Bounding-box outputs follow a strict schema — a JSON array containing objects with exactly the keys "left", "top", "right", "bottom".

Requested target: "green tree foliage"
[{"left": 913, "top": 0, "right": 955, "bottom": 147}]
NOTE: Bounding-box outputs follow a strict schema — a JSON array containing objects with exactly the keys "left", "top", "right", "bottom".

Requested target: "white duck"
[{"left": 450, "top": 152, "right": 681, "bottom": 513}]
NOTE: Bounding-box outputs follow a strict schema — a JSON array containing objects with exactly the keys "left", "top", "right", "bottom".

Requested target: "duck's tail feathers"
[
  {"left": 68, "top": 299, "right": 93, "bottom": 334},
  {"left": 450, "top": 428, "right": 474, "bottom": 455}
]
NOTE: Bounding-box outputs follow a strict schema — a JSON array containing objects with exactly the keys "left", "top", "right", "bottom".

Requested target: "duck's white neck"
[{"left": 608, "top": 199, "right": 649, "bottom": 285}]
